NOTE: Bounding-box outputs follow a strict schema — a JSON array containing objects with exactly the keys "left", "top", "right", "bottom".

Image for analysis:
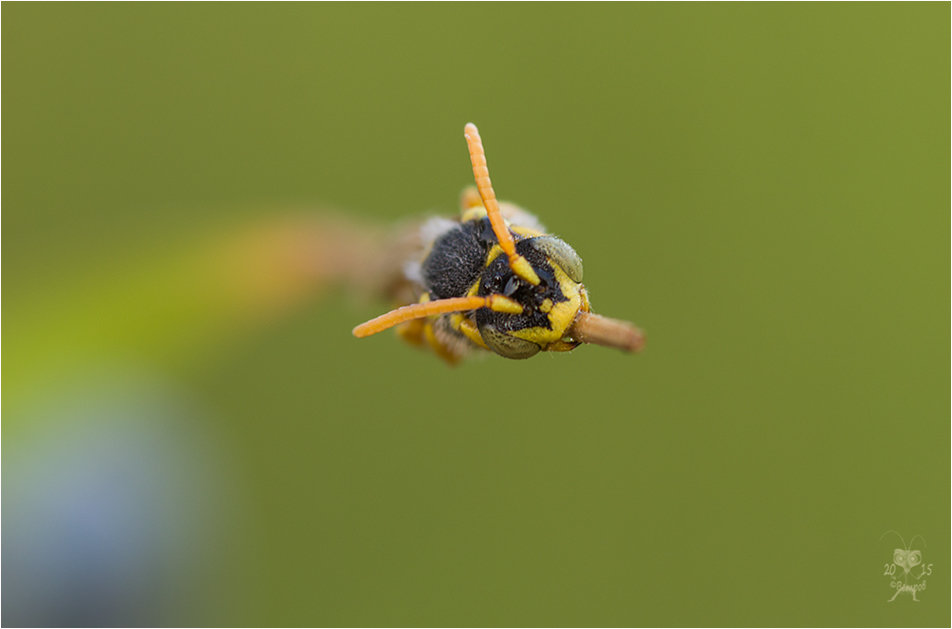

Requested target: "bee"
[{"left": 353, "top": 123, "right": 644, "bottom": 363}]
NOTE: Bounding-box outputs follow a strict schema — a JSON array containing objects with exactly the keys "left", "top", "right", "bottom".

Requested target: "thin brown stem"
[{"left": 569, "top": 311, "right": 645, "bottom": 353}]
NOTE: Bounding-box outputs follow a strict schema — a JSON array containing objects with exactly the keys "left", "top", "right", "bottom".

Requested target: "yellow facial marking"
[
  {"left": 510, "top": 263, "right": 582, "bottom": 349},
  {"left": 484, "top": 245, "right": 503, "bottom": 267},
  {"left": 547, "top": 264, "right": 583, "bottom": 335},
  {"left": 539, "top": 298, "right": 553, "bottom": 313}
]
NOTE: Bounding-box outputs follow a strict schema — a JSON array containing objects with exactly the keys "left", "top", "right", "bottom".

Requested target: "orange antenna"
[
  {"left": 353, "top": 294, "right": 523, "bottom": 338},
  {"left": 463, "top": 123, "right": 540, "bottom": 285}
]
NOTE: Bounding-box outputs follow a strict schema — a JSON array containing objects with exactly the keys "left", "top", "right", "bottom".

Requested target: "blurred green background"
[{"left": 3, "top": 3, "right": 948, "bottom": 626}]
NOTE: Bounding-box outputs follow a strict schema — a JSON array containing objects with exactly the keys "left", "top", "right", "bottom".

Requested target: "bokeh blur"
[{"left": 3, "top": 4, "right": 949, "bottom": 626}]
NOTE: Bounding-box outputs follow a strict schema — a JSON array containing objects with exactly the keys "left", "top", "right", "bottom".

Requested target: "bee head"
[{"left": 475, "top": 235, "right": 585, "bottom": 359}]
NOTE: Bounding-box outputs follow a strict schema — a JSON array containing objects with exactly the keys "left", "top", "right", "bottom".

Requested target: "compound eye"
[
  {"left": 478, "top": 322, "right": 541, "bottom": 359},
  {"left": 528, "top": 236, "right": 583, "bottom": 282}
]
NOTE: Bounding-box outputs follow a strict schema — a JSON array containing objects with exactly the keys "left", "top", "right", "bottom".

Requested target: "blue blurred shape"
[{"left": 3, "top": 372, "right": 227, "bottom": 627}]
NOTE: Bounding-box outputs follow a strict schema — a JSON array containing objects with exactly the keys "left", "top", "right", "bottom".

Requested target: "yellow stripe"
[
  {"left": 484, "top": 245, "right": 504, "bottom": 267},
  {"left": 511, "top": 225, "right": 545, "bottom": 238},
  {"left": 456, "top": 315, "right": 489, "bottom": 349},
  {"left": 466, "top": 280, "right": 481, "bottom": 297},
  {"left": 510, "top": 264, "right": 581, "bottom": 348},
  {"left": 462, "top": 207, "right": 488, "bottom": 223}
]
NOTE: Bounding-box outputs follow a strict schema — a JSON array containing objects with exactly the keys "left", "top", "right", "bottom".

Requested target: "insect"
[
  {"left": 352, "top": 123, "right": 644, "bottom": 364},
  {"left": 882, "top": 531, "right": 929, "bottom": 577},
  {"left": 880, "top": 530, "right": 932, "bottom": 602}
]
